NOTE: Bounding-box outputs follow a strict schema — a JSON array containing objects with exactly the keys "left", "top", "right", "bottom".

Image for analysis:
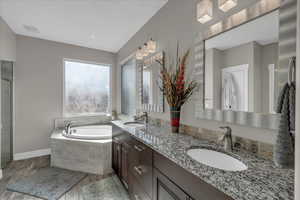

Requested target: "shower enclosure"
[{"left": 0, "top": 60, "right": 13, "bottom": 169}]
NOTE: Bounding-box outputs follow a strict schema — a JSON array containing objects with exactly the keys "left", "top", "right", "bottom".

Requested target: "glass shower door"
[{"left": 1, "top": 61, "right": 13, "bottom": 168}]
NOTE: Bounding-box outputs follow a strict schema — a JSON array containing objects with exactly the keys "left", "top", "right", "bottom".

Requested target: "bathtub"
[
  {"left": 51, "top": 123, "right": 112, "bottom": 175},
  {"left": 62, "top": 124, "right": 112, "bottom": 140}
]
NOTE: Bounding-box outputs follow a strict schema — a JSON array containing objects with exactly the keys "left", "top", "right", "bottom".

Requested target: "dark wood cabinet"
[
  {"left": 112, "top": 135, "right": 130, "bottom": 189},
  {"left": 153, "top": 152, "right": 233, "bottom": 200},
  {"left": 112, "top": 137, "right": 122, "bottom": 178},
  {"left": 153, "top": 168, "right": 190, "bottom": 200},
  {"left": 121, "top": 143, "right": 129, "bottom": 188},
  {"left": 129, "top": 172, "right": 151, "bottom": 200},
  {"left": 129, "top": 140, "right": 153, "bottom": 199},
  {"left": 111, "top": 124, "right": 233, "bottom": 200}
]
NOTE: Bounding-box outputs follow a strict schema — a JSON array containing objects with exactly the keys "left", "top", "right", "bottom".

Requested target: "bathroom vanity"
[
  {"left": 111, "top": 121, "right": 294, "bottom": 200},
  {"left": 112, "top": 122, "right": 233, "bottom": 200}
]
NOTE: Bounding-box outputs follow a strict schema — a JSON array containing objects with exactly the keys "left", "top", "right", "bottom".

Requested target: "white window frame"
[{"left": 62, "top": 58, "right": 112, "bottom": 117}]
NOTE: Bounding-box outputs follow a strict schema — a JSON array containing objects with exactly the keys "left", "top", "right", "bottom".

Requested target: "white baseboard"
[{"left": 13, "top": 148, "right": 51, "bottom": 161}]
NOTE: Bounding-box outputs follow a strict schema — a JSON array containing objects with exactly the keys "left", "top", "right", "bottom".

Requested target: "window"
[
  {"left": 121, "top": 59, "right": 136, "bottom": 115},
  {"left": 64, "top": 60, "right": 111, "bottom": 116}
]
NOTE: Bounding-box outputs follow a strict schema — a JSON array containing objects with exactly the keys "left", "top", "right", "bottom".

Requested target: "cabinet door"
[
  {"left": 121, "top": 143, "right": 129, "bottom": 189},
  {"left": 129, "top": 140, "right": 153, "bottom": 199},
  {"left": 129, "top": 172, "right": 151, "bottom": 200},
  {"left": 153, "top": 168, "right": 190, "bottom": 200},
  {"left": 112, "top": 138, "right": 122, "bottom": 177}
]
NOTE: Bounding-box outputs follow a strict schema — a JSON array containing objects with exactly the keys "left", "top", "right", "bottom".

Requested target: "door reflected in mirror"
[{"left": 204, "top": 10, "right": 279, "bottom": 114}]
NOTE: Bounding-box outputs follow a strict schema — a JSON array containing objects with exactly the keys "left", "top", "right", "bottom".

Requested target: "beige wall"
[
  {"left": 117, "top": 0, "right": 277, "bottom": 144},
  {"left": 0, "top": 17, "right": 16, "bottom": 62},
  {"left": 295, "top": 0, "right": 300, "bottom": 198},
  {"left": 15, "top": 35, "right": 116, "bottom": 154}
]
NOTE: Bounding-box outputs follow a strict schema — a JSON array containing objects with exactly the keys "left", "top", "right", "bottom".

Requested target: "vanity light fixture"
[
  {"left": 147, "top": 38, "right": 157, "bottom": 53},
  {"left": 136, "top": 47, "right": 144, "bottom": 60},
  {"left": 136, "top": 39, "right": 157, "bottom": 60},
  {"left": 197, "top": 0, "right": 213, "bottom": 24},
  {"left": 142, "top": 43, "right": 149, "bottom": 57},
  {"left": 219, "top": 0, "right": 237, "bottom": 12}
]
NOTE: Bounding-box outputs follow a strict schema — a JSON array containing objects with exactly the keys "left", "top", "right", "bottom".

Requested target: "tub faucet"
[
  {"left": 64, "top": 121, "right": 72, "bottom": 134},
  {"left": 219, "top": 126, "right": 233, "bottom": 152},
  {"left": 134, "top": 112, "right": 148, "bottom": 124}
]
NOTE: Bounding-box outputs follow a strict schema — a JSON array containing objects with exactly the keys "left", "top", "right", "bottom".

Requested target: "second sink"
[
  {"left": 124, "top": 121, "right": 145, "bottom": 128},
  {"left": 187, "top": 148, "right": 248, "bottom": 172}
]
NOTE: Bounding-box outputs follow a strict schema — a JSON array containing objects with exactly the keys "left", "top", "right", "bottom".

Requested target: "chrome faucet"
[
  {"left": 64, "top": 121, "right": 72, "bottom": 134},
  {"left": 134, "top": 112, "right": 149, "bottom": 124},
  {"left": 219, "top": 126, "right": 233, "bottom": 152}
]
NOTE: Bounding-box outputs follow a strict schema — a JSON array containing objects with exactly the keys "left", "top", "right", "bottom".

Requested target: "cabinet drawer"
[
  {"left": 128, "top": 139, "right": 153, "bottom": 199},
  {"left": 129, "top": 172, "right": 151, "bottom": 200},
  {"left": 153, "top": 168, "right": 190, "bottom": 200},
  {"left": 154, "top": 152, "right": 233, "bottom": 200}
]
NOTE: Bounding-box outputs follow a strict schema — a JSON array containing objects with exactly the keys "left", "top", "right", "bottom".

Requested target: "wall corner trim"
[{"left": 13, "top": 148, "right": 51, "bottom": 161}]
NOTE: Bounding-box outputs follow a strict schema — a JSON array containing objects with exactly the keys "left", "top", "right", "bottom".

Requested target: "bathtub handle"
[
  {"left": 134, "top": 166, "right": 143, "bottom": 175},
  {"left": 134, "top": 145, "right": 145, "bottom": 152}
]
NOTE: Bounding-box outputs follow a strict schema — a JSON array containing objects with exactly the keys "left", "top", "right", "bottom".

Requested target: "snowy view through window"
[{"left": 64, "top": 61, "right": 110, "bottom": 116}]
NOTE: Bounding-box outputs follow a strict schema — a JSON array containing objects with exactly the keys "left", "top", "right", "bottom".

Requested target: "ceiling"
[
  {"left": 0, "top": 0, "right": 168, "bottom": 53},
  {"left": 206, "top": 10, "right": 279, "bottom": 50}
]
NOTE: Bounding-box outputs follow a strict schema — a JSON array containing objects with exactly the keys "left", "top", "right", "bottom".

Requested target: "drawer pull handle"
[
  {"left": 134, "top": 145, "right": 145, "bottom": 152},
  {"left": 134, "top": 194, "right": 140, "bottom": 200},
  {"left": 134, "top": 166, "right": 143, "bottom": 175}
]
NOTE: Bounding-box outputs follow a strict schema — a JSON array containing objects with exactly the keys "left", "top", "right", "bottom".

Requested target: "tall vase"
[{"left": 170, "top": 106, "right": 181, "bottom": 133}]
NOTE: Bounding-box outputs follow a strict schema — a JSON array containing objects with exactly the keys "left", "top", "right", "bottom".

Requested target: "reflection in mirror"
[
  {"left": 204, "top": 10, "right": 279, "bottom": 114},
  {"left": 141, "top": 52, "right": 164, "bottom": 112}
]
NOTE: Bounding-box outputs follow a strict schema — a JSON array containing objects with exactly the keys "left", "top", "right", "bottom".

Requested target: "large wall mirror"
[
  {"left": 140, "top": 51, "right": 165, "bottom": 113},
  {"left": 194, "top": 1, "right": 293, "bottom": 130},
  {"left": 205, "top": 10, "right": 279, "bottom": 114}
]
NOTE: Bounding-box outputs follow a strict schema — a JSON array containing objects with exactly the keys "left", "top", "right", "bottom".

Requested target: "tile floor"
[{"left": 0, "top": 156, "right": 120, "bottom": 200}]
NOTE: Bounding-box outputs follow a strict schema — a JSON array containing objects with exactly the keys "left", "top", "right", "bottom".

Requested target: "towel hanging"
[{"left": 288, "top": 56, "right": 296, "bottom": 85}]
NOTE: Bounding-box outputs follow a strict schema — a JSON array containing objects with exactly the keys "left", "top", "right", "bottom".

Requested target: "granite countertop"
[{"left": 111, "top": 120, "right": 294, "bottom": 200}]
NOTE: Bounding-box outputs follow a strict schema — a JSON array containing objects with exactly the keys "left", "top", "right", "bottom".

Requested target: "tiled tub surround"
[
  {"left": 112, "top": 120, "right": 294, "bottom": 200},
  {"left": 51, "top": 130, "right": 112, "bottom": 175}
]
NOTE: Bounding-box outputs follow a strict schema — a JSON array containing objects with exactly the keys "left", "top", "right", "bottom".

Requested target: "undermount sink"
[
  {"left": 187, "top": 148, "right": 248, "bottom": 172},
  {"left": 124, "top": 121, "right": 145, "bottom": 128}
]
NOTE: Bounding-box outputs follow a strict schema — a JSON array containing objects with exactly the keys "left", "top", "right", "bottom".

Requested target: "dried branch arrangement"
[{"left": 157, "top": 47, "right": 198, "bottom": 110}]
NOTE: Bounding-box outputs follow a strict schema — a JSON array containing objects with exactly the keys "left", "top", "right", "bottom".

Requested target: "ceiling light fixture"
[
  {"left": 219, "top": 0, "right": 237, "bottom": 12},
  {"left": 147, "top": 38, "right": 157, "bottom": 53},
  {"left": 197, "top": 0, "right": 213, "bottom": 24}
]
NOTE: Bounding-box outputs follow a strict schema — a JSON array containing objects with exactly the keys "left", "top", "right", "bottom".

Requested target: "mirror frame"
[
  {"left": 138, "top": 51, "right": 165, "bottom": 113},
  {"left": 194, "top": 1, "right": 281, "bottom": 130}
]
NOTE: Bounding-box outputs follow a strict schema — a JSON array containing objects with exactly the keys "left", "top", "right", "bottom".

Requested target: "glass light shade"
[
  {"left": 136, "top": 47, "right": 143, "bottom": 60},
  {"left": 147, "top": 39, "right": 156, "bottom": 53},
  {"left": 197, "top": 0, "right": 213, "bottom": 24},
  {"left": 142, "top": 43, "right": 149, "bottom": 57},
  {"left": 219, "top": 0, "right": 237, "bottom": 12}
]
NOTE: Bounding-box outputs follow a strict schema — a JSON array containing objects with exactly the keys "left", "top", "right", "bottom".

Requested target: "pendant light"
[
  {"left": 142, "top": 43, "right": 149, "bottom": 57},
  {"left": 136, "top": 47, "right": 143, "bottom": 60},
  {"left": 147, "top": 38, "right": 157, "bottom": 53},
  {"left": 219, "top": 0, "right": 237, "bottom": 12},
  {"left": 197, "top": 0, "right": 213, "bottom": 24}
]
